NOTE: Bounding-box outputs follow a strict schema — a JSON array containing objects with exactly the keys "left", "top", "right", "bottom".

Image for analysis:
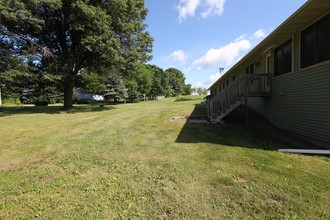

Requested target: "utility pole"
[{"left": 218, "top": 67, "right": 224, "bottom": 76}]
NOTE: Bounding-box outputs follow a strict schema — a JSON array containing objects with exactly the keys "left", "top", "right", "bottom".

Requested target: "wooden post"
[
  {"left": 245, "top": 96, "right": 248, "bottom": 126},
  {"left": 245, "top": 75, "right": 249, "bottom": 126},
  {"left": 239, "top": 98, "right": 242, "bottom": 121},
  {"left": 143, "top": 94, "right": 146, "bottom": 107}
]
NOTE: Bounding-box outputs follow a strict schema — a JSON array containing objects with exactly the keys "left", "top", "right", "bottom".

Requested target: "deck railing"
[{"left": 206, "top": 73, "right": 272, "bottom": 121}]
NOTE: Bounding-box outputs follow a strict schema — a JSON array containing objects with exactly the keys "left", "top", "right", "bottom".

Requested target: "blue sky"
[{"left": 144, "top": 0, "right": 307, "bottom": 88}]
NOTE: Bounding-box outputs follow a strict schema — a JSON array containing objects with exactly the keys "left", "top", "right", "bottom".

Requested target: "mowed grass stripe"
[{"left": 0, "top": 99, "right": 329, "bottom": 219}]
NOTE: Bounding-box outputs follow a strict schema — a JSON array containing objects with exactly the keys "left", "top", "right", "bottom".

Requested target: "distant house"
[
  {"left": 206, "top": 0, "right": 330, "bottom": 146},
  {"left": 75, "top": 88, "right": 104, "bottom": 102}
]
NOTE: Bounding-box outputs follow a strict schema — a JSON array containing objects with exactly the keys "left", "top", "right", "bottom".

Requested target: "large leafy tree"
[
  {"left": 124, "top": 78, "right": 140, "bottom": 102},
  {"left": 78, "top": 70, "right": 106, "bottom": 95},
  {"left": 148, "top": 64, "right": 164, "bottom": 96},
  {"left": 0, "top": 0, "right": 153, "bottom": 108},
  {"left": 165, "top": 68, "right": 186, "bottom": 96},
  {"left": 161, "top": 70, "right": 173, "bottom": 97},
  {"left": 134, "top": 63, "right": 152, "bottom": 95},
  {"left": 183, "top": 83, "right": 192, "bottom": 95}
]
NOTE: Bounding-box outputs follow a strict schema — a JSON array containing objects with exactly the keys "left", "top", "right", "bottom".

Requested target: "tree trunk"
[{"left": 63, "top": 77, "right": 74, "bottom": 109}]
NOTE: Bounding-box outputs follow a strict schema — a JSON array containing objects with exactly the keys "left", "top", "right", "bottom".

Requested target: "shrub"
[
  {"left": 34, "top": 96, "right": 49, "bottom": 106},
  {"left": 3, "top": 98, "right": 21, "bottom": 105},
  {"left": 76, "top": 99, "right": 91, "bottom": 104},
  {"left": 175, "top": 97, "right": 192, "bottom": 102},
  {"left": 34, "top": 100, "right": 49, "bottom": 106}
]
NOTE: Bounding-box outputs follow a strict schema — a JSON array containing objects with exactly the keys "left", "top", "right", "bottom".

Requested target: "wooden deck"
[{"left": 206, "top": 73, "right": 272, "bottom": 122}]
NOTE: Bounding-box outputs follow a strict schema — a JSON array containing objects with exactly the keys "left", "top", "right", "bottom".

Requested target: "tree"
[
  {"left": 124, "top": 79, "right": 141, "bottom": 102},
  {"left": 148, "top": 64, "right": 163, "bottom": 96},
  {"left": 196, "top": 87, "right": 204, "bottom": 96},
  {"left": 103, "top": 70, "right": 128, "bottom": 103},
  {"left": 0, "top": 47, "right": 31, "bottom": 101},
  {"left": 165, "top": 68, "right": 186, "bottom": 96},
  {"left": 160, "top": 69, "right": 172, "bottom": 97},
  {"left": 202, "top": 88, "right": 208, "bottom": 96},
  {"left": 0, "top": 0, "right": 153, "bottom": 108},
  {"left": 194, "top": 87, "right": 209, "bottom": 96},
  {"left": 183, "top": 83, "right": 192, "bottom": 95},
  {"left": 78, "top": 70, "right": 107, "bottom": 95},
  {"left": 135, "top": 63, "right": 153, "bottom": 95}
]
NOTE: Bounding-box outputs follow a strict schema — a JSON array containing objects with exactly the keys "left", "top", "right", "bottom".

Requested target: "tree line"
[
  {"left": 0, "top": 61, "right": 193, "bottom": 104},
  {"left": 0, "top": 0, "right": 199, "bottom": 106},
  {"left": 78, "top": 64, "right": 192, "bottom": 103}
]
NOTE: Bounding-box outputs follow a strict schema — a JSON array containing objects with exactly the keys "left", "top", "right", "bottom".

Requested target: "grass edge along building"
[{"left": 207, "top": 0, "right": 330, "bottom": 146}]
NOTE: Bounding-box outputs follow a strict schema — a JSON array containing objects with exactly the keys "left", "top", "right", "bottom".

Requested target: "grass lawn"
[{"left": 0, "top": 98, "right": 329, "bottom": 219}]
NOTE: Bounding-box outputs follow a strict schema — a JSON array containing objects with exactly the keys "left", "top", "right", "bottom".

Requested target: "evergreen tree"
[{"left": 103, "top": 70, "right": 128, "bottom": 103}]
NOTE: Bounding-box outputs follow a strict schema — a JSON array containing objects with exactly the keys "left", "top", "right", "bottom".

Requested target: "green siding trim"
[{"left": 249, "top": 63, "right": 330, "bottom": 144}]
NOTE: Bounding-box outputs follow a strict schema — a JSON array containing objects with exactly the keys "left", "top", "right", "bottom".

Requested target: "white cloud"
[
  {"left": 205, "top": 72, "right": 221, "bottom": 87},
  {"left": 193, "top": 37, "right": 251, "bottom": 69},
  {"left": 251, "top": 29, "right": 266, "bottom": 39},
  {"left": 194, "top": 81, "right": 203, "bottom": 88},
  {"left": 208, "top": 72, "right": 221, "bottom": 83},
  {"left": 177, "top": 0, "right": 225, "bottom": 22},
  {"left": 235, "top": 34, "right": 248, "bottom": 41},
  {"left": 202, "top": 69, "right": 225, "bottom": 88},
  {"left": 168, "top": 50, "right": 187, "bottom": 64},
  {"left": 177, "top": 0, "right": 201, "bottom": 22},
  {"left": 163, "top": 50, "right": 188, "bottom": 68},
  {"left": 188, "top": 29, "right": 269, "bottom": 89},
  {"left": 201, "top": 0, "right": 225, "bottom": 18},
  {"left": 183, "top": 66, "right": 193, "bottom": 73}
]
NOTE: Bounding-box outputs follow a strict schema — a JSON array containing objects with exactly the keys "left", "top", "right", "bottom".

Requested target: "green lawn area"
[{"left": 0, "top": 99, "right": 329, "bottom": 219}]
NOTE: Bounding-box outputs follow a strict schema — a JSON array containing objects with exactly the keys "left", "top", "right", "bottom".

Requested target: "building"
[
  {"left": 206, "top": 0, "right": 330, "bottom": 146},
  {"left": 75, "top": 88, "right": 104, "bottom": 103}
]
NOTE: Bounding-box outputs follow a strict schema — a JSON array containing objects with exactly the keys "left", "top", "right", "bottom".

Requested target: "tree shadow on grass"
[
  {"left": 175, "top": 104, "right": 300, "bottom": 151},
  {"left": 0, "top": 104, "right": 116, "bottom": 117}
]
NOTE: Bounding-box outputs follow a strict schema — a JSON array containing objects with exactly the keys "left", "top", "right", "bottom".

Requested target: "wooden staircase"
[{"left": 205, "top": 73, "right": 272, "bottom": 122}]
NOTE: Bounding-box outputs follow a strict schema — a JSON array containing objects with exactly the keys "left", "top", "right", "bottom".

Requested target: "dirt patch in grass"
[
  {"left": 0, "top": 160, "right": 32, "bottom": 173},
  {"left": 0, "top": 162, "right": 17, "bottom": 172},
  {"left": 169, "top": 115, "right": 188, "bottom": 122},
  {"left": 233, "top": 178, "right": 247, "bottom": 183},
  {"left": 266, "top": 198, "right": 281, "bottom": 205}
]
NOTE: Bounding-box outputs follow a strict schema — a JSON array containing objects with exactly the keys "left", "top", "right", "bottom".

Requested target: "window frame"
[
  {"left": 274, "top": 38, "right": 293, "bottom": 77},
  {"left": 245, "top": 63, "right": 255, "bottom": 74},
  {"left": 300, "top": 13, "right": 330, "bottom": 69}
]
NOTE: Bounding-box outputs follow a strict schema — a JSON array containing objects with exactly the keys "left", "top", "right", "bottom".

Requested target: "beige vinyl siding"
[{"left": 250, "top": 62, "right": 330, "bottom": 144}]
